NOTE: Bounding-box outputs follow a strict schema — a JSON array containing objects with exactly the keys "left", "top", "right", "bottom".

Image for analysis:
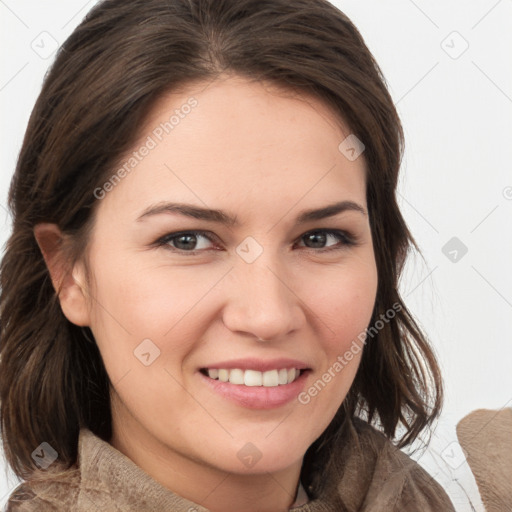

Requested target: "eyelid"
[
  {"left": 296, "top": 229, "right": 357, "bottom": 250},
  {"left": 155, "top": 228, "right": 358, "bottom": 255},
  {"left": 156, "top": 230, "right": 219, "bottom": 252}
]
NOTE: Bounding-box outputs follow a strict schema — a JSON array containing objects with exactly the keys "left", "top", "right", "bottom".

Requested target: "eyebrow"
[{"left": 136, "top": 200, "right": 367, "bottom": 225}]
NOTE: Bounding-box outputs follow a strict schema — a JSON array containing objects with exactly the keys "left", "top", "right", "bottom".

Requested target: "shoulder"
[
  {"left": 352, "top": 418, "right": 456, "bottom": 511},
  {"left": 3, "top": 428, "right": 111, "bottom": 511},
  {"left": 4, "top": 435, "right": 86, "bottom": 512},
  {"left": 4, "top": 428, "right": 205, "bottom": 512},
  {"left": 316, "top": 417, "right": 456, "bottom": 511},
  {"left": 5, "top": 474, "right": 80, "bottom": 512}
]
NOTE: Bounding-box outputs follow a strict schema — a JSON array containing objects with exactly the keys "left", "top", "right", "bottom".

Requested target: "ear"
[{"left": 33, "top": 223, "right": 91, "bottom": 327}]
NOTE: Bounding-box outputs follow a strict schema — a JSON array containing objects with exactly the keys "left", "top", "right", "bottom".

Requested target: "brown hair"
[{"left": 0, "top": 0, "right": 443, "bottom": 485}]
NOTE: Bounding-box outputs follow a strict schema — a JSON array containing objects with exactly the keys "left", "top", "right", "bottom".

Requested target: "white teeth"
[
  {"left": 205, "top": 367, "right": 302, "bottom": 387},
  {"left": 278, "top": 368, "right": 288, "bottom": 385},
  {"left": 229, "top": 369, "right": 244, "bottom": 385},
  {"left": 263, "top": 370, "right": 279, "bottom": 387},
  {"left": 244, "top": 370, "right": 262, "bottom": 386}
]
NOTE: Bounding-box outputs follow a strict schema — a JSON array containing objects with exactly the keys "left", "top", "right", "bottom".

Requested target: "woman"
[{"left": 0, "top": 0, "right": 455, "bottom": 510}]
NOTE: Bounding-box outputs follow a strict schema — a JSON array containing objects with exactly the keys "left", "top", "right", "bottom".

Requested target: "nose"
[{"left": 221, "top": 251, "right": 305, "bottom": 342}]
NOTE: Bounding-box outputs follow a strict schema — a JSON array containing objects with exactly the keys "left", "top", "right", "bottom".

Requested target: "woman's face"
[{"left": 77, "top": 75, "right": 377, "bottom": 480}]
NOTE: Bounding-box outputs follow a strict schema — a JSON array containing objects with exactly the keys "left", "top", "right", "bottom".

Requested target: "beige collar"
[{"left": 69, "top": 417, "right": 455, "bottom": 511}]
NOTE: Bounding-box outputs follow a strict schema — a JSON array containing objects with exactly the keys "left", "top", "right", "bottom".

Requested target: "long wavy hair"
[{"left": 0, "top": 0, "right": 443, "bottom": 487}]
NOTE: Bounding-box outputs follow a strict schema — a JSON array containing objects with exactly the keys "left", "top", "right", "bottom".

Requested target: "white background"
[{"left": 1, "top": 1, "right": 511, "bottom": 510}]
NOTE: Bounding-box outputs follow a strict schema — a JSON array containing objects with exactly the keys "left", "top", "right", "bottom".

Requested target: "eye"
[
  {"left": 296, "top": 229, "right": 355, "bottom": 252},
  {"left": 155, "top": 228, "right": 356, "bottom": 255},
  {"left": 157, "top": 230, "right": 217, "bottom": 253}
]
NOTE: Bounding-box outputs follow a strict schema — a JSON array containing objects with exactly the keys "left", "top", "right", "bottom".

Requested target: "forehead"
[{"left": 95, "top": 75, "right": 367, "bottom": 224}]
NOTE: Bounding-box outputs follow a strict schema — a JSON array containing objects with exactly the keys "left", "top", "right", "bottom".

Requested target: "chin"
[{"left": 207, "top": 434, "right": 309, "bottom": 475}]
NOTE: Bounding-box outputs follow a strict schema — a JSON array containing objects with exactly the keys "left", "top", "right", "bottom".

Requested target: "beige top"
[
  {"left": 6, "top": 417, "right": 455, "bottom": 511},
  {"left": 456, "top": 408, "right": 512, "bottom": 511}
]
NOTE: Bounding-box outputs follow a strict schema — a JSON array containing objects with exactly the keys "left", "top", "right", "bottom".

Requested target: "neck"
[{"left": 110, "top": 414, "right": 304, "bottom": 512}]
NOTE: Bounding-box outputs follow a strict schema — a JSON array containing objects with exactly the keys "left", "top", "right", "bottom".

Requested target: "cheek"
[
  {"left": 305, "top": 260, "right": 378, "bottom": 352},
  {"left": 89, "top": 250, "right": 209, "bottom": 330},
  {"left": 86, "top": 252, "right": 230, "bottom": 375},
  {"left": 293, "top": 264, "right": 377, "bottom": 437},
  {"left": 85, "top": 259, "right": 212, "bottom": 421}
]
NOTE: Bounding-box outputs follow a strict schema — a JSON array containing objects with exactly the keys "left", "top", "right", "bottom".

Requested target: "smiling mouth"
[{"left": 200, "top": 368, "right": 307, "bottom": 387}]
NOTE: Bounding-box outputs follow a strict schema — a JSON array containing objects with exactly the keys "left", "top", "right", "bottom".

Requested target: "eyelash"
[{"left": 155, "top": 229, "right": 357, "bottom": 255}]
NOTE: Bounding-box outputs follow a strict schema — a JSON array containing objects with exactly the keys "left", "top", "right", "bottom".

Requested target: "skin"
[{"left": 35, "top": 74, "right": 378, "bottom": 512}]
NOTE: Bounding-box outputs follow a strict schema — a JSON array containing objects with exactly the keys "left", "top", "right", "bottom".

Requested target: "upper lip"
[{"left": 201, "top": 358, "right": 311, "bottom": 372}]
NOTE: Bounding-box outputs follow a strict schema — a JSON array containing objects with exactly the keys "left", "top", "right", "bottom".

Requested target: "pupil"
[
  {"left": 306, "top": 232, "right": 326, "bottom": 248},
  {"left": 176, "top": 234, "right": 196, "bottom": 250}
]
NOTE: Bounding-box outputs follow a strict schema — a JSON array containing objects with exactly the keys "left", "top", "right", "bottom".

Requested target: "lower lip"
[{"left": 199, "top": 370, "right": 310, "bottom": 409}]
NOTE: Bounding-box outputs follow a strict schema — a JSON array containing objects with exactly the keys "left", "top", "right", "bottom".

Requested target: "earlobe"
[{"left": 33, "top": 223, "right": 91, "bottom": 327}]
